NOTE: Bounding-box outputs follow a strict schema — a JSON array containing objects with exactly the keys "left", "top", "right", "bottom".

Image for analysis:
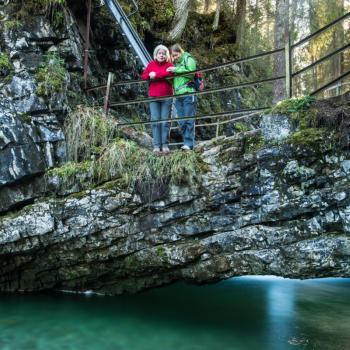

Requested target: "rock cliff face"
[
  {"left": 0, "top": 2, "right": 349, "bottom": 295},
  {"left": 0, "top": 0, "right": 142, "bottom": 212},
  {"left": 0, "top": 105, "right": 350, "bottom": 294}
]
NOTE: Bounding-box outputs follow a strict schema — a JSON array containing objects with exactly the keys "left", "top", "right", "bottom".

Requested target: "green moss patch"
[
  {"left": 268, "top": 96, "right": 317, "bottom": 130},
  {"left": 47, "top": 161, "right": 93, "bottom": 189},
  {"left": 268, "top": 96, "right": 316, "bottom": 116},
  {"left": 36, "top": 53, "right": 67, "bottom": 98},
  {"left": 268, "top": 96, "right": 342, "bottom": 150},
  {"left": 244, "top": 133, "right": 265, "bottom": 153},
  {"left": 287, "top": 128, "right": 334, "bottom": 150},
  {"left": 0, "top": 52, "right": 13, "bottom": 76}
]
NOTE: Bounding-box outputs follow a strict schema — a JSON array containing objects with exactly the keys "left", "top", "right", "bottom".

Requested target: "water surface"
[{"left": 0, "top": 277, "right": 349, "bottom": 350}]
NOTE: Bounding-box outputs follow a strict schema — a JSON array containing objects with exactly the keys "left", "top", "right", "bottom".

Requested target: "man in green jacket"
[{"left": 167, "top": 44, "right": 197, "bottom": 150}]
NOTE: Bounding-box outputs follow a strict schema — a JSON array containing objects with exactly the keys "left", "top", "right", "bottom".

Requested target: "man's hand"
[
  {"left": 166, "top": 67, "right": 176, "bottom": 73},
  {"left": 149, "top": 72, "right": 156, "bottom": 79}
]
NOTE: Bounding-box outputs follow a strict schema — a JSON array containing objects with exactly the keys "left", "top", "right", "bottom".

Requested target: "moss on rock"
[
  {"left": 36, "top": 53, "right": 67, "bottom": 98},
  {"left": 0, "top": 52, "right": 13, "bottom": 77},
  {"left": 287, "top": 128, "right": 334, "bottom": 150}
]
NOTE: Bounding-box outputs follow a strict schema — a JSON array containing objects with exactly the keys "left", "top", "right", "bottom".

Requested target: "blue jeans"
[
  {"left": 175, "top": 95, "right": 197, "bottom": 149},
  {"left": 149, "top": 99, "right": 171, "bottom": 148}
]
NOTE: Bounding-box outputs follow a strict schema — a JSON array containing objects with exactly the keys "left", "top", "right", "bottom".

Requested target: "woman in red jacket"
[{"left": 141, "top": 45, "right": 174, "bottom": 154}]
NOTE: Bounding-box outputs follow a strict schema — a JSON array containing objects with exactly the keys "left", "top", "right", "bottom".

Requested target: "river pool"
[{"left": 0, "top": 277, "right": 349, "bottom": 350}]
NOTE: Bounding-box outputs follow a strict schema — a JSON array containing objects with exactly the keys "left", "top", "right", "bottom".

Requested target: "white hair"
[{"left": 153, "top": 45, "right": 170, "bottom": 62}]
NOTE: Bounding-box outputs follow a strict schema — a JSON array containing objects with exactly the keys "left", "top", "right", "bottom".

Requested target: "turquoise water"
[{"left": 0, "top": 277, "right": 349, "bottom": 350}]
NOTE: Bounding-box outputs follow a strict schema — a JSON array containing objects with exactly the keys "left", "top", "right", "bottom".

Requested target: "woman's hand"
[
  {"left": 166, "top": 67, "right": 176, "bottom": 73},
  {"left": 149, "top": 71, "right": 156, "bottom": 79}
]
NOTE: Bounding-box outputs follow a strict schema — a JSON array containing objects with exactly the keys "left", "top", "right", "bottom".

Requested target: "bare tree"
[{"left": 168, "top": 0, "right": 191, "bottom": 41}]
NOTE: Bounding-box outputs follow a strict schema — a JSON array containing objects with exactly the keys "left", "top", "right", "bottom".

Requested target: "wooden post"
[
  {"left": 215, "top": 123, "right": 219, "bottom": 138},
  {"left": 103, "top": 72, "right": 114, "bottom": 116}
]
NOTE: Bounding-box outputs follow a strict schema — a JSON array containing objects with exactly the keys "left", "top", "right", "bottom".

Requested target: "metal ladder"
[{"left": 102, "top": 0, "right": 152, "bottom": 68}]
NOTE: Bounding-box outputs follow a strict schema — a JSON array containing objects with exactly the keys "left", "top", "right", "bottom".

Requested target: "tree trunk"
[
  {"left": 233, "top": 0, "right": 247, "bottom": 52},
  {"left": 332, "top": 0, "right": 345, "bottom": 95},
  {"left": 204, "top": 0, "right": 210, "bottom": 13},
  {"left": 168, "top": 0, "right": 191, "bottom": 41},
  {"left": 212, "top": 0, "right": 222, "bottom": 31},
  {"left": 273, "top": 0, "right": 289, "bottom": 103}
]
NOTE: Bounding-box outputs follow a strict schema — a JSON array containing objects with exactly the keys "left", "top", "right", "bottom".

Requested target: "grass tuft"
[
  {"left": 64, "top": 107, "right": 121, "bottom": 163},
  {"left": 53, "top": 107, "right": 206, "bottom": 193},
  {"left": 36, "top": 53, "right": 67, "bottom": 98},
  {"left": 93, "top": 139, "right": 205, "bottom": 188}
]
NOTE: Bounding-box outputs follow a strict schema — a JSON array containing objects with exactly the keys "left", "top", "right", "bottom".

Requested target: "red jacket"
[{"left": 141, "top": 60, "right": 173, "bottom": 97}]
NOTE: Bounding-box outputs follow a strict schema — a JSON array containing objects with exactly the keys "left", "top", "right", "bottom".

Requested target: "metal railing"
[
  {"left": 83, "top": 0, "right": 151, "bottom": 89},
  {"left": 103, "top": 0, "right": 151, "bottom": 67},
  {"left": 86, "top": 12, "right": 350, "bottom": 146}
]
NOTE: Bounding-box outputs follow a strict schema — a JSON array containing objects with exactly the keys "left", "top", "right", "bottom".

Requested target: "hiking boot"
[
  {"left": 181, "top": 145, "right": 191, "bottom": 151},
  {"left": 162, "top": 147, "right": 170, "bottom": 155}
]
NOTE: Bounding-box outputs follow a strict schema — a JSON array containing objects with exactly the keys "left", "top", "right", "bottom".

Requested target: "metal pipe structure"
[
  {"left": 106, "top": 76, "right": 285, "bottom": 107},
  {"left": 86, "top": 47, "right": 285, "bottom": 91},
  {"left": 103, "top": 0, "right": 151, "bottom": 68}
]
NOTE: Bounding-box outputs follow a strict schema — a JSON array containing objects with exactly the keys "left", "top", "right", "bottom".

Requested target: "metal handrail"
[
  {"left": 310, "top": 70, "right": 350, "bottom": 96},
  {"left": 116, "top": 107, "right": 268, "bottom": 127},
  {"left": 86, "top": 47, "right": 284, "bottom": 92},
  {"left": 103, "top": 0, "right": 151, "bottom": 67},
  {"left": 292, "top": 12, "right": 350, "bottom": 48},
  {"left": 85, "top": 11, "right": 350, "bottom": 120},
  {"left": 106, "top": 76, "right": 285, "bottom": 107},
  {"left": 169, "top": 110, "right": 263, "bottom": 146},
  {"left": 293, "top": 42, "right": 350, "bottom": 76},
  {"left": 324, "top": 81, "right": 350, "bottom": 93},
  {"left": 128, "top": 0, "right": 139, "bottom": 17},
  {"left": 87, "top": 13, "right": 350, "bottom": 92}
]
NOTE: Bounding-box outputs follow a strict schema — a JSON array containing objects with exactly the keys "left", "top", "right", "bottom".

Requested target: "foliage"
[
  {"left": 244, "top": 132, "right": 265, "bottom": 153},
  {"left": 118, "top": 0, "right": 174, "bottom": 38},
  {"left": 36, "top": 53, "right": 67, "bottom": 98},
  {"left": 234, "top": 121, "right": 251, "bottom": 133},
  {"left": 64, "top": 107, "right": 121, "bottom": 163},
  {"left": 93, "top": 139, "right": 205, "bottom": 188},
  {"left": 17, "top": 0, "right": 66, "bottom": 27},
  {"left": 138, "top": 0, "right": 174, "bottom": 27},
  {"left": 0, "top": 52, "right": 12, "bottom": 74},
  {"left": 50, "top": 140, "right": 205, "bottom": 191},
  {"left": 269, "top": 96, "right": 316, "bottom": 115},
  {"left": 3, "top": 20, "right": 22, "bottom": 31},
  {"left": 47, "top": 161, "right": 93, "bottom": 188},
  {"left": 268, "top": 96, "right": 317, "bottom": 129},
  {"left": 287, "top": 127, "right": 332, "bottom": 149},
  {"left": 58, "top": 107, "right": 207, "bottom": 192},
  {"left": 20, "top": 0, "right": 66, "bottom": 11}
]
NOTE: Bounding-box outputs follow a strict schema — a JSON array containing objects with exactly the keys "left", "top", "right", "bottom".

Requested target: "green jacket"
[{"left": 173, "top": 52, "right": 196, "bottom": 95}]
